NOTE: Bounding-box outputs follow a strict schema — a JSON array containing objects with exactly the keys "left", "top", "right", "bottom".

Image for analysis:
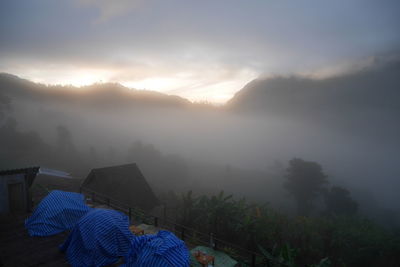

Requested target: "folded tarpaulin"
[
  {"left": 25, "top": 190, "right": 91, "bottom": 236},
  {"left": 123, "top": 230, "right": 190, "bottom": 267},
  {"left": 60, "top": 208, "right": 134, "bottom": 267}
]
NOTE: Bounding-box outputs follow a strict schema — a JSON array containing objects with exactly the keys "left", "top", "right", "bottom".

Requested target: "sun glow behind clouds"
[
  {"left": 121, "top": 77, "right": 188, "bottom": 93},
  {"left": 121, "top": 70, "right": 258, "bottom": 103},
  {"left": 3, "top": 63, "right": 258, "bottom": 103},
  {"left": 17, "top": 67, "right": 114, "bottom": 87}
]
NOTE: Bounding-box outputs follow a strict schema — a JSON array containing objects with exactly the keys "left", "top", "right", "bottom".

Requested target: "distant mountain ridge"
[
  {"left": 227, "top": 60, "right": 400, "bottom": 116},
  {"left": 0, "top": 73, "right": 192, "bottom": 110},
  {"left": 226, "top": 59, "right": 400, "bottom": 141},
  {"left": 1, "top": 58, "right": 400, "bottom": 127}
]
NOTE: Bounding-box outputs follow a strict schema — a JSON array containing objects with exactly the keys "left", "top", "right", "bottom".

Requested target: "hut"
[
  {"left": 0, "top": 167, "right": 40, "bottom": 214},
  {"left": 81, "top": 163, "right": 159, "bottom": 211}
]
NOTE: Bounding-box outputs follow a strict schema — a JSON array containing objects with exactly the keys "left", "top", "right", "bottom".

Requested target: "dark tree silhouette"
[
  {"left": 56, "top": 125, "right": 75, "bottom": 153},
  {"left": 324, "top": 186, "right": 358, "bottom": 215},
  {"left": 89, "top": 146, "right": 98, "bottom": 164},
  {"left": 126, "top": 140, "right": 162, "bottom": 165},
  {"left": 285, "top": 158, "right": 328, "bottom": 216},
  {"left": 106, "top": 146, "right": 116, "bottom": 163},
  {"left": 0, "top": 93, "right": 11, "bottom": 123}
]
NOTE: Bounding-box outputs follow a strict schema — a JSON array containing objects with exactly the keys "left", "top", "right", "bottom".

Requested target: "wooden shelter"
[
  {"left": 81, "top": 163, "right": 159, "bottom": 211},
  {"left": 0, "top": 167, "right": 40, "bottom": 214}
]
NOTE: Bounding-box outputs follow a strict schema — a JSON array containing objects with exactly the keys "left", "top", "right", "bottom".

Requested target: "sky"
[{"left": 1, "top": 0, "right": 399, "bottom": 103}]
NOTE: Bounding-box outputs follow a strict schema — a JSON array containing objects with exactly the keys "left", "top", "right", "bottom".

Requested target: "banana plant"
[
  {"left": 180, "top": 190, "right": 200, "bottom": 226},
  {"left": 309, "top": 258, "right": 331, "bottom": 267},
  {"left": 258, "top": 243, "right": 298, "bottom": 267}
]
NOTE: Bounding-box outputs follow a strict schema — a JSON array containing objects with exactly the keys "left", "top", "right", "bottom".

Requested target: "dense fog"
[{"left": 1, "top": 58, "right": 399, "bottom": 227}]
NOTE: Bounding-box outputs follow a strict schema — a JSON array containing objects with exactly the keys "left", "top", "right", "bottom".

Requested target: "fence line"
[{"left": 80, "top": 186, "right": 265, "bottom": 267}]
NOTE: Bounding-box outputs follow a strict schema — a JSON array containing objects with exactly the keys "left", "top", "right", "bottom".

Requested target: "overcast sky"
[{"left": 1, "top": 0, "right": 399, "bottom": 103}]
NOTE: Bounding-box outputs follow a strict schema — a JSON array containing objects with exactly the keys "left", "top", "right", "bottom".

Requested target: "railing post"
[
  {"left": 181, "top": 228, "right": 185, "bottom": 241},
  {"left": 163, "top": 204, "right": 167, "bottom": 225},
  {"left": 251, "top": 253, "right": 256, "bottom": 267},
  {"left": 154, "top": 217, "right": 158, "bottom": 227},
  {"left": 210, "top": 233, "right": 216, "bottom": 249}
]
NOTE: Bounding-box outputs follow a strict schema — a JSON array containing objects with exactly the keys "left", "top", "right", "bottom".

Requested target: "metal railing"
[{"left": 79, "top": 186, "right": 265, "bottom": 267}]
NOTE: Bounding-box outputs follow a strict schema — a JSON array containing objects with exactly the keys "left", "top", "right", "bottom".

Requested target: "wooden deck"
[{"left": 0, "top": 214, "right": 69, "bottom": 267}]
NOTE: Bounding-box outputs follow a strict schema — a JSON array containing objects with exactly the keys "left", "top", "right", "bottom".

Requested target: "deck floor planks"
[{"left": 0, "top": 214, "right": 69, "bottom": 267}]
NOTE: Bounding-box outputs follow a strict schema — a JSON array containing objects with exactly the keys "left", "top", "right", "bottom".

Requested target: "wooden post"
[
  {"left": 210, "top": 233, "right": 216, "bottom": 249},
  {"left": 181, "top": 227, "right": 185, "bottom": 241},
  {"left": 251, "top": 253, "right": 256, "bottom": 267},
  {"left": 163, "top": 204, "right": 167, "bottom": 225}
]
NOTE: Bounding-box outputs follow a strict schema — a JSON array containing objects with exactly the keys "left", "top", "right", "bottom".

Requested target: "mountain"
[
  {"left": 227, "top": 59, "right": 400, "bottom": 141},
  {"left": 228, "top": 59, "right": 400, "bottom": 115},
  {"left": 2, "top": 58, "right": 400, "bottom": 142},
  {"left": 0, "top": 73, "right": 192, "bottom": 110}
]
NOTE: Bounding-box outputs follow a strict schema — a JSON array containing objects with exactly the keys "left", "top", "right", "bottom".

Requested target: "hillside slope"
[
  {"left": 227, "top": 60, "right": 400, "bottom": 141},
  {"left": 0, "top": 73, "right": 192, "bottom": 110}
]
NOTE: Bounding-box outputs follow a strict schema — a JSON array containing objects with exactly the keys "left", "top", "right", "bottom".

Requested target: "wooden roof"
[
  {"left": 82, "top": 163, "right": 159, "bottom": 211},
  {"left": 0, "top": 166, "right": 40, "bottom": 176},
  {"left": 0, "top": 166, "right": 40, "bottom": 187}
]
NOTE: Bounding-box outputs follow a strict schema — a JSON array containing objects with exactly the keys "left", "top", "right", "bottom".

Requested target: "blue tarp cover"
[
  {"left": 123, "top": 230, "right": 190, "bottom": 267},
  {"left": 25, "top": 190, "right": 91, "bottom": 236},
  {"left": 60, "top": 208, "right": 134, "bottom": 267}
]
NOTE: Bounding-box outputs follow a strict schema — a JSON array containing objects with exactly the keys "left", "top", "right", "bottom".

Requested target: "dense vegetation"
[
  {"left": 158, "top": 159, "right": 399, "bottom": 266},
  {"left": 163, "top": 190, "right": 400, "bottom": 266}
]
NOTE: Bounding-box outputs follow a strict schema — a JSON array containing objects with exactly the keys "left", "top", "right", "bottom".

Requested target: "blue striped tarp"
[
  {"left": 60, "top": 208, "right": 134, "bottom": 267},
  {"left": 123, "top": 230, "right": 190, "bottom": 267},
  {"left": 25, "top": 190, "right": 91, "bottom": 236}
]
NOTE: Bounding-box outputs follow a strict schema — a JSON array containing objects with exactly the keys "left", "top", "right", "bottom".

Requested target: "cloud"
[
  {"left": 76, "top": 0, "right": 144, "bottom": 22},
  {"left": 1, "top": 0, "right": 400, "bottom": 103}
]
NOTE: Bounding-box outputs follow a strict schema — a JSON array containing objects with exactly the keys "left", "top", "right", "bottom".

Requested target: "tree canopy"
[
  {"left": 285, "top": 158, "right": 328, "bottom": 216},
  {"left": 324, "top": 186, "right": 358, "bottom": 216}
]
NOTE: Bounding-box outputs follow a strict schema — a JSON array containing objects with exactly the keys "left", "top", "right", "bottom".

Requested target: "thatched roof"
[{"left": 81, "top": 163, "right": 159, "bottom": 211}]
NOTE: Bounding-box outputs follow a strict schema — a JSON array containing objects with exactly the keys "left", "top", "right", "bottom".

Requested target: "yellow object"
[{"left": 129, "top": 225, "right": 144, "bottom": 236}]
